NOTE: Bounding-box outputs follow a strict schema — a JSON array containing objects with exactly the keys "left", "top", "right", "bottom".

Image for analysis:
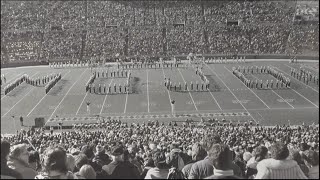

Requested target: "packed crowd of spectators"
[
  {"left": 287, "top": 24, "right": 319, "bottom": 55},
  {"left": 1, "top": 119, "right": 319, "bottom": 179},
  {"left": 85, "top": 28, "right": 125, "bottom": 59},
  {"left": 128, "top": 27, "right": 163, "bottom": 56},
  {"left": 41, "top": 31, "right": 82, "bottom": 60},
  {"left": 0, "top": 1, "right": 318, "bottom": 63}
]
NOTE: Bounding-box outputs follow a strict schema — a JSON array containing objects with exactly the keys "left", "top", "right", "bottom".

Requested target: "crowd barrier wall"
[{"left": 1, "top": 54, "right": 318, "bottom": 69}]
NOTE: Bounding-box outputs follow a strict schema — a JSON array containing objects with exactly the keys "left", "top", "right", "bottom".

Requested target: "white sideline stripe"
[
  {"left": 99, "top": 79, "right": 114, "bottom": 115},
  {"left": 205, "top": 64, "right": 258, "bottom": 123},
  {"left": 47, "top": 69, "right": 87, "bottom": 122},
  {"left": 279, "top": 65, "right": 319, "bottom": 93},
  {"left": 224, "top": 66, "right": 271, "bottom": 109},
  {"left": 208, "top": 90, "right": 223, "bottom": 111},
  {"left": 161, "top": 64, "right": 173, "bottom": 110},
  {"left": 147, "top": 69, "right": 150, "bottom": 113},
  {"left": 26, "top": 70, "right": 71, "bottom": 117},
  {"left": 291, "top": 89, "right": 319, "bottom": 108},
  {"left": 177, "top": 69, "right": 198, "bottom": 111},
  {"left": 1, "top": 72, "right": 40, "bottom": 117},
  {"left": 250, "top": 74, "right": 295, "bottom": 109},
  {"left": 9, "top": 106, "right": 318, "bottom": 118}
]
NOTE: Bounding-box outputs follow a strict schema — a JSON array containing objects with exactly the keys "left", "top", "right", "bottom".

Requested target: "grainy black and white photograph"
[{"left": 0, "top": 0, "right": 319, "bottom": 179}]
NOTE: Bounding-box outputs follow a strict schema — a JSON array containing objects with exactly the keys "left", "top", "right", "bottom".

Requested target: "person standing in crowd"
[
  {"left": 182, "top": 143, "right": 207, "bottom": 179},
  {"left": 255, "top": 142, "right": 307, "bottom": 179},
  {"left": 144, "top": 151, "right": 170, "bottom": 179},
  {"left": 7, "top": 143, "right": 37, "bottom": 179},
  {"left": 205, "top": 143, "right": 242, "bottom": 179},
  {"left": 102, "top": 144, "right": 140, "bottom": 179},
  {"left": 28, "top": 151, "right": 41, "bottom": 172},
  {"left": 1, "top": 140, "right": 22, "bottom": 179},
  {"left": 35, "top": 146, "right": 77, "bottom": 179},
  {"left": 302, "top": 150, "right": 319, "bottom": 179},
  {"left": 91, "top": 145, "right": 111, "bottom": 172},
  {"left": 289, "top": 150, "right": 309, "bottom": 177},
  {"left": 246, "top": 146, "right": 269, "bottom": 178},
  {"left": 79, "top": 164, "right": 96, "bottom": 179}
]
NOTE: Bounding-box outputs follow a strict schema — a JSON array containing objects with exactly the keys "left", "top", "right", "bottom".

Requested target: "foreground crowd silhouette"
[{"left": 1, "top": 120, "right": 319, "bottom": 179}]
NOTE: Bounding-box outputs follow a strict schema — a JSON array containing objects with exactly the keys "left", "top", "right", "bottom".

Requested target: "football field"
[{"left": 1, "top": 60, "right": 319, "bottom": 134}]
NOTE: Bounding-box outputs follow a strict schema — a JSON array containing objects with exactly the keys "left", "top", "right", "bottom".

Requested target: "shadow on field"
[
  {"left": 205, "top": 75, "right": 222, "bottom": 92},
  {"left": 5, "top": 83, "right": 29, "bottom": 97},
  {"left": 131, "top": 77, "right": 141, "bottom": 94},
  {"left": 48, "top": 80, "right": 68, "bottom": 96}
]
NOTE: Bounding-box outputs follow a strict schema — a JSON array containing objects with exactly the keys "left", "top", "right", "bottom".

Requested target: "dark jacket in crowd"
[
  {"left": 188, "top": 156, "right": 242, "bottom": 179},
  {"left": 102, "top": 161, "right": 140, "bottom": 179},
  {"left": 91, "top": 152, "right": 111, "bottom": 172}
]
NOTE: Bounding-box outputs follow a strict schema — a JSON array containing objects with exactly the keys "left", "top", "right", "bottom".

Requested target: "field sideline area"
[{"left": 1, "top": 59, "right": 319, "bottom": 134}]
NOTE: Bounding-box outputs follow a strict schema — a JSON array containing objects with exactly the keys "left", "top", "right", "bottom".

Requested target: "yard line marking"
[
  {"left": 123, "top": 70, "right": 130, "bottom": 114},
  {"left": 100, "top": 79, "right": 114, "bottom": 115},
  {"left": 177, "top": 69, "right": 198, "bottom": 111},
  {"left": 47, "top": 69, "right": 87, "bottom": 121},
  {"left": 224, "top": 66, "right": 270, "bottom": 109},
  {"left": 160, "top": 64, "right": 173, "bottom": 108},
  {"left": 250, "top": 74, "right": 294, "bottom": 109},
  {"left": 147, "top": 69, "right": 150, "bottom": 113},
  {"left": 291, "top": 89, "right": 319, "bottom": 108},
  {"left": 1, "top": 72, "right": 40, "bottom": 117},
  {"left": 27, "top": 70, "right": 71, "bottom": 117},
  {"left": 278, "top": 65, "right": 319, "bottom": 93},
  {"left": 208, "top": 90, "right": 223, "bottom": 111},
  {"left": 205, "top": 64, "right": 257, "bottom": 123}
]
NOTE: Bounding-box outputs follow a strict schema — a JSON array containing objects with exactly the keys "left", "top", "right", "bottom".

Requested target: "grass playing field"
[{"left": 1, "top": 59, "right": 319, "bottom": 134}]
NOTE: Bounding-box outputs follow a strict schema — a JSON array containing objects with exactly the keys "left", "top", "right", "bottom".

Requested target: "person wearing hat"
[{"left": 101, "top": 144, "right": 140, "bottom": 179}]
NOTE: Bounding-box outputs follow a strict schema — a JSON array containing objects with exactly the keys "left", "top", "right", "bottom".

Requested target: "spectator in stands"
[
  {"left": 205, "top": 143, "right": 242, "bottom": 179},
  {"left": 255, "top": 142, "right": 307, "bottom": 179},
  {"left": 232, "top": 150, "right": 246, "bottom": 178},
  {"left": 35, "top": 146, "right": 77, "bottom": 179},
  {"left": 246, "top": 146, "right": 268, "bottom": 178},
  {"left": 302, "top": 150, "right": 319, "bottom": 179},
  {"left": 182, "top": 142, "right": 207, "bottom": 179},
  {"left": 91, "top": 145, "right": 111, "bottom": 172},
  {"left": 28, "top": 150, "right": 41, "bottom": 172},
  {"left": 74, "top": 153, "right": 89, "bottom": 172},
  {"left": 243, "top": 146, "right": 253, "bottom": 164},
  {"left": 189, "top": 134, "right": 241, "bottom": 179},
  {"left": 289, "top": 150, "right": 309, "bottom": 177},
  {"left": 101, "top": 144, "right": 140, "bottom": 179},
  {"left": 79, "top": 164, "right": 96, "bottom": 179},
  {"left": 127, "top": 144, "right": 144, "bottom": 174},
  {"left": 188, "top": 135, "right": 222, "bottom": 179},
  {"left": 144, "top": 151, "right": 170, "bottom": 179},
  {"left": 66, "top": 154, "right": 76, "bottom": 172},
  {"left": 7, "top": 143, "right": 37, "bottom": 179},
  {"left": 1, "top": 140, "right": 22, "bottom": 179},
  {"left": 166, "top": 142, "right": 186, "bottom": 171}
]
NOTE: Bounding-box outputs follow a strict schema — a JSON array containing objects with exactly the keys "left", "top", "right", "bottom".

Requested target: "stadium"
[{"left": 1, "top": 1, "right": 319, "bottom": 179}]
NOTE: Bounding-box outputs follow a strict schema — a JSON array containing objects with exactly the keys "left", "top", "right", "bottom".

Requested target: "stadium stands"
[
  {"left": 1, "top": 1, "right": 319, "bottom": 179},
  {"left": 0, "top": 1, "right": 318, "bottom": 64}
]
